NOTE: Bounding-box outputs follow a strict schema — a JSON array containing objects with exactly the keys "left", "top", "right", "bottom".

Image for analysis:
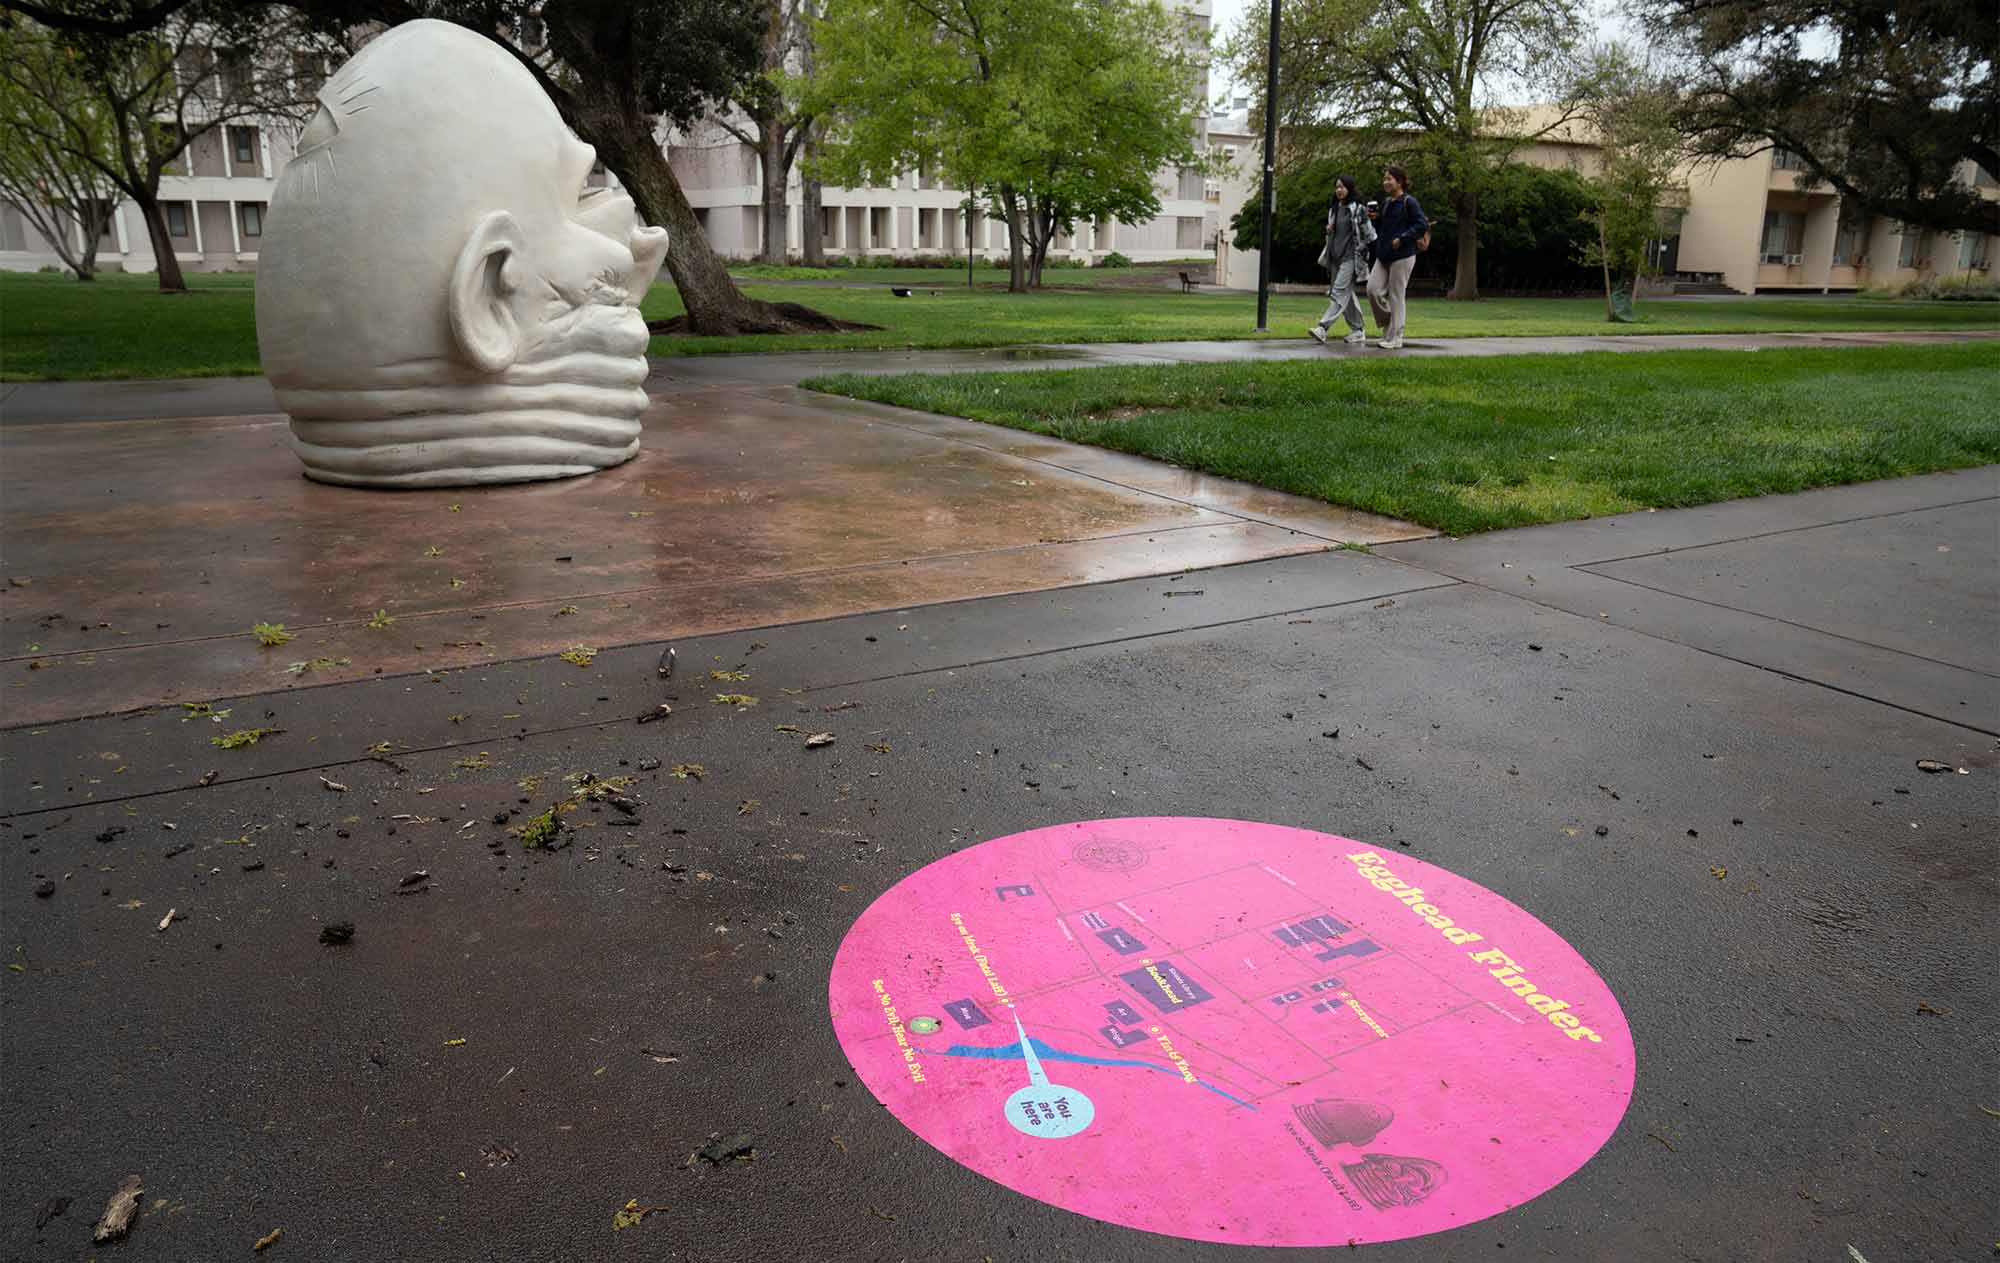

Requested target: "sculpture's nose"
[{"left": 627, "top": 224, "right": 669, "bottom": 301}]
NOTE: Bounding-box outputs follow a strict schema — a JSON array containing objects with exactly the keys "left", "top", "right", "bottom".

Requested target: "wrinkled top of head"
[{"left": 256, "top": 20, "right": 599, "bottom": 388}]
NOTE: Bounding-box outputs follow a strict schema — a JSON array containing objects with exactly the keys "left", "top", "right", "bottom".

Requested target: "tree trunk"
[
  {"left": 800, "top": 126, "right": 825, "bottom": 267},
  {"left": 998, "top": 183, "right": 1026, "bottom": 293},
  {"left": 1448, "top": 188, "right": 1478, "bottom": 301},
  {"left": 1597, "top": 215, "right": 1614, "bottom": 320},
  {"left": 133, "top": 189, "right": 186, "bottom": 293},
  {"left": 755, "top": 119, "right": 789, "bottom": 264},
  {"left": 589, "top": 107, "right": 836, "bottom": 335}
]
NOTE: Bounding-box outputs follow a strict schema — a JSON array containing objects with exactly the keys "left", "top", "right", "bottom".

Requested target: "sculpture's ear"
[{"left": 448, "top": 211, "right": 527, "bottom": 373}]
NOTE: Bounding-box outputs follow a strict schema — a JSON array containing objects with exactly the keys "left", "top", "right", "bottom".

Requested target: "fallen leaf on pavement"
[
  {"left": 713, "top": 693, "right": 758, "bottom": 707},
  {"left": 614, "top": 1199, "right": 669, "bottom": 1229},
  {"left": 671, "top": 764, "right": 705, "bottom": 780},
  {"left": 1710, "top": 867, "right": 1727, "bottom": 880},
  {"left": 738, "top": 799, "right": 759, "bottom": 816},
  {"left": 156, "top": 908, "right": 176, "bottom": 932},
  {"left": 253, "top": 1227, "right": 283, "bottom": 1251},
  {"left": 319, "top": 777, "right": 348, "bottom": 792},
  {"left": 212, "top": 728, "right": 280, "bottom": 749},
  {"left": 93, "top": 1174, "right": 143, "bottom": 1243},
  {"left": 444, "top": 1038, "right": 467, "bottom": 1048},
  {"left": 805, "top": 732, "right": 835, "bottom": 748}
]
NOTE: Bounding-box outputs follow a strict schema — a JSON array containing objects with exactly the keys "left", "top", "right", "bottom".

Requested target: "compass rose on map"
[{"left": 1069, "top": 836, "right": 1148, "bottom": 873}]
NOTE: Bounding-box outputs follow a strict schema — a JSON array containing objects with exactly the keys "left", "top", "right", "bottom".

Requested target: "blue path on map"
[{"left": 939, "top": 1038, "right": 1259, "bottom": 1109}]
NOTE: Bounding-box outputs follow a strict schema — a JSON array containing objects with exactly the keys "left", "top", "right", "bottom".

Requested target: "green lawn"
[
  {"left": 2, "top": 266, "right": 1995, "bottom": 380},
  {"left": 802, "top": 344, "right": 2000, "bottom": 536}
]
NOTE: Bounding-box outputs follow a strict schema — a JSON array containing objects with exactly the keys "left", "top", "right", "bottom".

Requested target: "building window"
[
  {"left": 1897, "top": 229, "right": 1922, "bottom": 268},
  {"left": 240, "top": 202, "right": 264, "bottom": 238},
  {"left": 166, "top": 202, "right": 190, "bottom": 238},
  {"left": 1771, "top": 148, "right": 1808, "bottom": 171},
  {"left": 221, "top": 48, "right": 253, "bottom": 100},
  {"left": 1960, "top": 231, "right": 1988, "bottom": 270},
  {"left": 231, "top": 126, "right": 257, "bottom": 167},
  {"left": 1760, "top": 210, "right": 1805, "bottom": 263},
  {"left": 1832, "top": 217, "right": 1868, "bottom": 265},
  {"left": 175, "top": 49, "right": 214, "bottom": 94}
]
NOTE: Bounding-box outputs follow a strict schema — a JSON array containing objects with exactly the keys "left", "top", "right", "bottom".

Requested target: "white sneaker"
[
  {"left": 1343, "top": 330, "right": 1367, "bottom": 344},
  {"left": 1307, "top": 326, "right": 1327, "bottom": 345},
  {"left": 1377, "top": 337, "right": 1403, "bottom": 350}
]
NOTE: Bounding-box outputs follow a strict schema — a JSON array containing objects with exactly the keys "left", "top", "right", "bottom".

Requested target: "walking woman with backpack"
[
  {"left": 1308, "top": 176, "right": 1375, "bottom": 347},
  {"left": 1364, "top": 165, "right": 1429, "bottom": 349}
]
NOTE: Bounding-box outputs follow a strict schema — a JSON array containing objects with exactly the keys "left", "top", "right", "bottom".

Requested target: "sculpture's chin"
[{"left": 280, "top": 304, "right": 653, "bottom": 488}]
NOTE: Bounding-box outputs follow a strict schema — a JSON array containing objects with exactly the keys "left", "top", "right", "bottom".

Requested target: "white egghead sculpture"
[{"left": 256, "top": 20, "right": 669, "bottom": 487}]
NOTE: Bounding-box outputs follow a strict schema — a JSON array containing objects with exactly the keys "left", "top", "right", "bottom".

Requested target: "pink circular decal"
[{"left": 828, "top": 818, "right": 1635, "bottom": 1246}]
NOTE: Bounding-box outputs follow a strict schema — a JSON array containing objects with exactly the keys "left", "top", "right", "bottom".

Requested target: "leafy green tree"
[
  {"left": 713, "top": 0, "right": 817, "bottom": 264},
  {"left": 1222, "top": 0, "right": 1587, "bottom": 301},
  {"left": 806, "top": 0, "right": 1208, "bottom": 291},
  {"left": 0, "top": 5, "right": 324, "bottom": 292},
  {"left": 0, "top": 22, "right": 126, "bottom": 278},
  {"left": 1636, "top": 0, "right": 1998, "bottom": 235},
  {"left": 1573, "top": 50, "right": 1691, "bottom": 321}
]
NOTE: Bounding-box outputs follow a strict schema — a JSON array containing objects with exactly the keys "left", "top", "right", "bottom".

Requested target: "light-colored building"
[
  {"left": 1670, "top": 150, "right": 1996, "bottom": 294},
  {"left": 667, "top": 0, "right": 1224, "bottom": 265},
  {"left": 2, "top": 118, "right": 295, "bottom": 275}
]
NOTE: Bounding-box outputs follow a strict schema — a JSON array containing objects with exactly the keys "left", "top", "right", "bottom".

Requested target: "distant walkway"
[
  {"left": 652, "top": 327, "right": 2000, "bottom": 391},
  {"left": 4, "top": 328, "right": 1995, "bottom": 424}
]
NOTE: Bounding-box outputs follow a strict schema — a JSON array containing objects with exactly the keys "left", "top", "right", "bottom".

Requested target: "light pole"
[{"left": 1254, "top": 0, "right": 1280, "bottom": 331}]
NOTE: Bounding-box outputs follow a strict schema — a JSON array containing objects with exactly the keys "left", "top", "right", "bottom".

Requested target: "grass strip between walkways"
[
  {"left": 2, "top": 267, "right": 1997, "bottom": 380},
  {"left": 802, "top": 343, "right": 2000, "bottom": 536}
]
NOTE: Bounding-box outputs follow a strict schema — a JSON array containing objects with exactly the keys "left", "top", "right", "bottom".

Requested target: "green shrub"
[
  {"left": 1883, "top": 274, "right": 2000, "bottom": 301},
  {"left": 1099, "top": 251, "right": 1133, "bottom": 268},
  {"left": 1229, "top": 150, "right": 1598, "bottom": 291}
]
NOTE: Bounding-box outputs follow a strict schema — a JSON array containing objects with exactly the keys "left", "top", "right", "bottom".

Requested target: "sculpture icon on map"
[
  {"left": 1292, "top": 1098, "right": 1394, "bottom": 1148},
  {"left": 1342, "top": 1153, "right": 1448, "bottom": 1210},
  {"left": 256, "top": 20, "right": 669, "bottom": 487}
]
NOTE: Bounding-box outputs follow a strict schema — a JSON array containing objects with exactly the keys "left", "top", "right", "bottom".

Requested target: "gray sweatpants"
[
  {"left": 1314, "top": 259, "right": 1366, "bottom": 334},
  {"left": 1367, "top": 256, "right": 1417, "bottom": 341}
]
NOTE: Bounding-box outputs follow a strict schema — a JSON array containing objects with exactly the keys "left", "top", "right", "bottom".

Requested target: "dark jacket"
[
  {"left": 1374, "top": 194, "right": 1429, "bottom": 263},
  {"left": 1323, "top": 201, "right": 1374, "bottom": 272}
]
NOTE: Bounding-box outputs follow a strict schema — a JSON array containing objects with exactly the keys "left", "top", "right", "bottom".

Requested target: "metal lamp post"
[{"left": 1254, "top": 0, "right": 1281, "bottom": 331}]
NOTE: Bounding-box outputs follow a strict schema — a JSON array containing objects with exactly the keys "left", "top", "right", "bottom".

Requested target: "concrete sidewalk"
[
  {"left": 6, "top": 327, "right": 1995, "bottom": 423},
  {"left": 0, "top": 364, "right": 1424, "bottom": 724},
  {"left": 2, "top": 468, "right": 1993, "bottom": 1260}
]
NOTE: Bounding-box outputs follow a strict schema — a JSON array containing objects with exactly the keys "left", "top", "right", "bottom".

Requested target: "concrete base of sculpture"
[{"left": 255, "top": 20, "right": 667, "bottom": 488}]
